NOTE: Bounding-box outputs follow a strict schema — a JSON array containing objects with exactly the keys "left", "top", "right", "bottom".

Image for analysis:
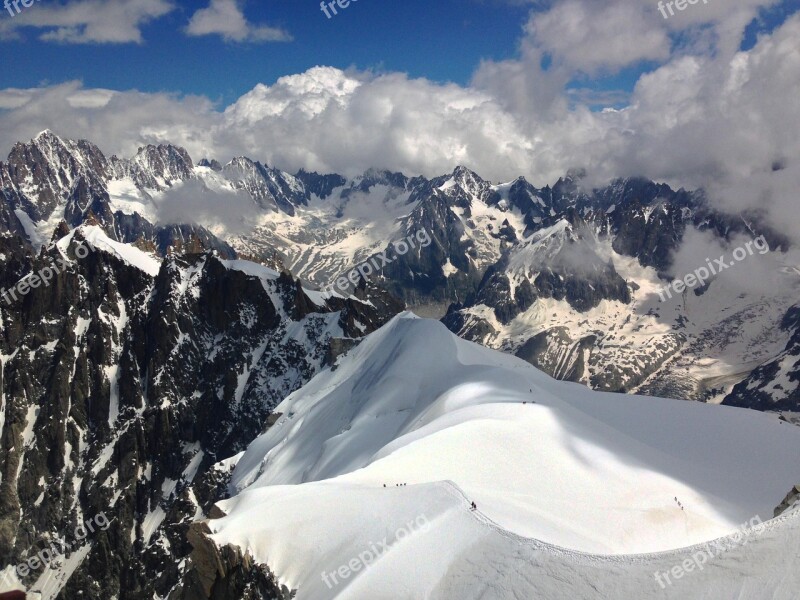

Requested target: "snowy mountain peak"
[
  {"left": 130, "top": 143, "right": 194, "bottom": 187},
  {"left": 33, "top": 128, "right": 61, "bottom": 143},
  {"left": 222, "top": 157, "right": 307, "bottom": 214},
  {"left": 450, "top": 165, "right": 487, "bottom": 191}
]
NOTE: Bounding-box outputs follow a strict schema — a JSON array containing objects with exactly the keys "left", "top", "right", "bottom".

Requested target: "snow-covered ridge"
[
  {"left": 58, "top": 225, "right": 162, "bottom": 276},
  {"left": 49, "top": 225, "right": 358, "bottom": 304},
  {"left": 208, "top": 315, "right": 800, "bottom": 598}
]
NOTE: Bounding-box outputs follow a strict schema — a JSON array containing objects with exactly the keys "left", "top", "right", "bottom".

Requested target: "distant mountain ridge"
[
  {"left": 2, "top": 130, "right": 798, "bottom": 415},
  {"left": 3, "top": 130, "right": 781, "bottom": 300}
]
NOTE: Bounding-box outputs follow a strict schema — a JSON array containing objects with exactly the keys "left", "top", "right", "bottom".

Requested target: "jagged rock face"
[
  {"left": 197, "top": 159, "right": 223, "bottom": 172},
  {"left": 535, "top": 264, "right": 630, "bottom": 312},
  {"left": 505, "top": 177, "right": 551, "bottom": 232},
  {"left": 444, "top": 216, "right": 631, "bottom": 323},
  {"left": 465, "top": 268, "right": 527, "bottom": 325},
  {"left": 344, "top": 169, "right": 410, "bottom": 198},
  {"left": 513, "top": 327, "right": 590, "bottom": 382},
  {"left": 343, "top": 166, "right": 529, "bottom": 306},
  {"left": 0, "top": 235, "right": 33, "bottom": 293},
  {"left": 0, "top": 159, "right": 42, "bottom": 241},
  {"left": 431, "top": 166, "right": 501, "bottom": 210},
  {"left": 222, "top": 158, "right": 307, "bottom": 215},
  {"left": 4, "top": 132, "right": 112, "bottom": 227},
  {"left": 3, "top": 131, "right": 783, "bottom": 312},
  {"left": 0, "top": 236, "right": 154, "bottom": 599},
  {"left": 176, "top": 522, "right": 291, "bottom": 600},
  {"left": 108, "top": 144, "right": 194, "bottom": 191},
  {"left": 111, "top": 214, "right": 237, "bottom": 259},
  {"left": 442, "top": 203, "right": 795, "bottom": 400},
  {"left": 0, "top": 132, "right": 229, "bottom": 257},
  {"left": 1, "top": 131, "right": 796, "bottom": 406},
  {"left": 294, "top": 169, "right": 345, "bottom": 200},
  {"left": 774, "top": 484, "right": 800, "bottom": 517},
  {"left": 131, "top": 145, "right": 194, "bottom": 188},
  {"left": 579, "top": 178, "right": 690, "bottom": 272},
  {"left": 518, "top": 176, "right": 786, "bottom": 274},
  {"left": 0, "top": 231, "right": 401, "bottom": 599},
  {"left": 370, "top": 187, "right": 484, "bottom": 305},
  {"left": 723, "top": 304, "right": 800, "bottom": 413}
]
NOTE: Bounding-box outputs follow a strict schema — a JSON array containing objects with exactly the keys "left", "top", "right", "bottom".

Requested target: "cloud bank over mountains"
[{"left": 0, "top": 0, "right": 798, "bottom": 241}]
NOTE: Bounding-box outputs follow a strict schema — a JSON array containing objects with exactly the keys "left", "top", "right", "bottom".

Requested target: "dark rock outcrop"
[
  {"left": 0, "top": 230, "right": 402, "bottom": 599},
  {"left": 177, "top": 522, "right": 292, "bottom": 600},
  {"left": 774, "top": 484, "right": 800, "bottom": 517}
]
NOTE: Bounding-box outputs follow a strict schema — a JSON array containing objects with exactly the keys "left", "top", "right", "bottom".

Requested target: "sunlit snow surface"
[
  {"left": 210, "top": 314, "right": 800, "bottom": 599},
  {"left": 57, "top": 225, "right": 162, "bottom": 276}
]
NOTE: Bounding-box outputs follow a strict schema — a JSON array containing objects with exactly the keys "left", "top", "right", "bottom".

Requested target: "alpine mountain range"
[{"left": 0, "top": 130, "right": 798, "bottom": 599}]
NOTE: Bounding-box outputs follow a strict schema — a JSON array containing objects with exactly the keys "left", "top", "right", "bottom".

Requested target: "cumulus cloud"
[
  {"left": 0, "top": 1, "right": 798, "bottom": 245},
  {"left": 0, "top": 69, "right": 537, "bottom": 181},
  {"left": 218, "top": 67, "right": 536, "bottom": 179},
  {"left": 526, "top": 0, "right": 672, "bottom": 73},
  {"left": 0, "top": 0, "right": 174, "bottom": 44},
  {"left": 522, "top": 0, "right": 785, "bottom": 72},
  {"left": 186, "top": 0, "right": 291, "bottom": 43}
]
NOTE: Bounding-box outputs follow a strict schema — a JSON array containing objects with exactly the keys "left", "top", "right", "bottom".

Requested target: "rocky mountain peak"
[{"left": 130, "top": 143, "right": 194, "bottom": 186}]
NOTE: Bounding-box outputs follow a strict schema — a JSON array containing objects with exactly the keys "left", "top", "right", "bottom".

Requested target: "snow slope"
[
  {"left": 57, "top": 225, "right": 162, "bottom": 276},
  {"left": 208, "top": 314, "right": 800, "bottom": 599},
  {"left": 452, "top": 225, "right": 799, "bottom": 403}
]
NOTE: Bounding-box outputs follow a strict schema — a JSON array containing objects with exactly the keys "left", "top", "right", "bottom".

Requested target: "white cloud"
[
  {"left": 154, "top": 179, "right": 261, "bottom": 234},
  {"left": 0, "top": 0, "right": 175, "bottom": 44},
  {"left": 0, "top": 82, "right": 220, "bottom": 160},
  {"left": 518, "top": 0, "right": 786, "bottom": 74},
  {"left": 0, "top": 89, "right": 34, "bottom": 110},
  {"left": 666, "top": 228, "right": 792, "bottom": 300},
  {"left": 186, "top": 0, "right": 291, "bottom": 43},
  {"left": 526, "top": 0, "right": 672, "bottom": 73},
  {"left": 0, "top": 2, "right": 798, "bottom": 244},
  {"left": 217, "top": 67, "right": 536, "bottom": 179}
]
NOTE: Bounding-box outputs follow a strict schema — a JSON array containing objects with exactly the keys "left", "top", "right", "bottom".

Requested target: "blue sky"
[
  {"left": 2, "top": 0, "right": 533, "bottom": 103},
  {"left": 1, "top": 0, "right": 795, "bottom": 107}
]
